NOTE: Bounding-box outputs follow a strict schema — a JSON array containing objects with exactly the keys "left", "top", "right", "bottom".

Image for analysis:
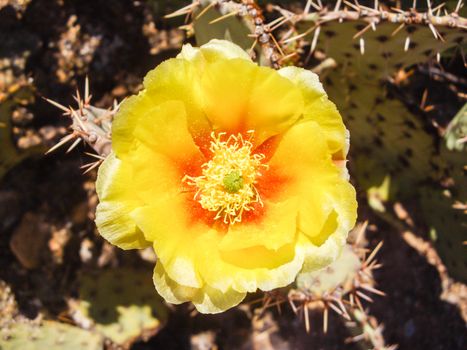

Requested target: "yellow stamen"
[{"left": 184, "top": 131, "right": 268, "bottom": 224}]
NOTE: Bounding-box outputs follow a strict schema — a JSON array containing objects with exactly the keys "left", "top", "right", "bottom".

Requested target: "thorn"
[
  {"left": 70, "top": 108, "right": 88, "bottom": 132},
  {"left": 391, "top": 23, "right": 405, "bottom": 36},
  {"left": 304, "top": 304, "right": 311, "bottom": 333},
  {"left": 43, "top": 97, "right": 69, "bottom": 113},
  {"left": 436, "top": 51, "right": 441, "bottom": 63},
  {"left": 84, "top": 76, "right": 90, "bottom": 104},
  {"left": 164, "top": 2, "right": 199, "bottom": 18},
  {"left": 283, "top": 24, "right": 317, "bottom": 44},
  {"left": 323, "top": 307, "right": 329, "bottom": 333},
  {"left": 455, "top": 0, "right": 463, "bottom": 13},
  {"left": 45, "top": 134, "right": 75, "bottom": 154},
  {"left": 82, "top": 160, "right": 102, "bottom": 174},
  {"left": 420, "top": 89, "right": 429, "bottom": 109},
  {"left": 334, "top": 0, "right": 342, "bottom": 11},
  {"left": 66, "top": 137, "right": 81, "bottom": 153},
  {"left": 344, "top": 0, "right": 360, "bottom": 11},
  {"left": 412, "top": 0, "right": 417, "bottom": 8},
  {"left": 310, "top": 25, "right": 321, "bottom": 53},
  {"left": 404, "top": 36, "right": 411, "bottom": 51},
  {"left": 84, "top": 152, "right": 105, "bottom": 160},
  {"left": 365, "top": 241, "right": 383, "bottom": 266},
  {"left": 269, "top": 33, "right": 285, "bottom": 57},
  {"left": 356, "top": 290, "right": 374, "bottom": 303},
  {"left": 195, "top": 1, "right": 216, "bottom": 20},
  {"left": 353, "top": 22, "right": 373, "bottom": 39},
  {"left": 359, "top": 37, "right": 365, "bottom": 55},
  {"left": 209, "top": 10, "right": 239, "bottom": 24},
  {"left": 361, "top": 284, "right": 386, "bottom": 296},
  {"left": 355, "top": 221, "right": 369, "bottom": 245}
]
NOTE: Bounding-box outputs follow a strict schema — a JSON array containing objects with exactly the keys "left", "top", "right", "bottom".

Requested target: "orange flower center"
[{"left": 184, "top": 131, "right": 268, "bottom": 224}]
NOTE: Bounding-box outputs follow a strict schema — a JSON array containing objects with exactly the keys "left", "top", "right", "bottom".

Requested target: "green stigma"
[{"left": 223, "top": 170, "right": 244, "bottom": 193}]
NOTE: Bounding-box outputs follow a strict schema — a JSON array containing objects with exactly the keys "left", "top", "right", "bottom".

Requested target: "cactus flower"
[{"left": 95, "top": 40, "right": 357, "bottom": 313}]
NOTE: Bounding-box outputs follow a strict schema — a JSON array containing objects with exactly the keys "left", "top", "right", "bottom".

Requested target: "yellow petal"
[
  {"left": 198, "top": 231, "right": 305, "bottom": 293},
  {"left": 200, "top": 58, "right": 303, "bottom": 145},
  {"left": 95, "top": 152, "right": 149, "bottom": 249},
  {"left": 113, "top": 59, "right": 210, "bottom": 158},
  {"left": 178, "top": 39, "right": 252, "bottom": 63},
  {"left": 153, "top": 263, "right": 246, "bottom": 314},
  {"left": 132, "top": 100, "right": 202, "bottom": 163},
  {"left": 266, "top": 120, "right": 357, "bottom": 271},
  {"left": 219, "top": 199, "right": 299, "bottom": 251},
  {"left": 131, "top": 196, "right": 208, "bottom": 289},
  {"left": 279, "top": 66, "right": 347, "bottom": 157},
  {"left": 126, "top": 144, "right": 182, "bottom": 206}
]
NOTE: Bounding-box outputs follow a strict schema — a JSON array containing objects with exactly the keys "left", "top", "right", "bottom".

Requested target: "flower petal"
[
  {"left": 113, "top": 59, "right": 211, "bottom": 158},
  {"left": 219, "top": 199, "right": 299, "bottom": 251},
  {"left": 132, "top": 100, "right": 203, "bottom": 164},
  {"left": 131, "top": 195, "right": 209, "bottom": 289},
  {"left": 153, "top": 263, "right": 246, "bottom": 313},
  {"left": 279, "top": 66, "right": 348, "bottom": 157},
  {"left": 200, "top": 58, "right": 304, "bottom": 145},
  {"left": 178, "top": 39, "right": 252, "bottom": 63},
  {"left": 199, "top": 231, "right": 305, "bottom": 293},
  {"left": 95, "top": 152, "right": 149, "bottom": 250}
]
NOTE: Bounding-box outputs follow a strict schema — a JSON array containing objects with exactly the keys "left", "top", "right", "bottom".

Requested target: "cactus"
[
  {"left": 419, "top": 104, "right": 466, "bottom": 282},
  {"left": 0, "top": 320, "right": 103, "bottom": 350},
  {"left": 45, "top": 79, "right": 113, "bottom": 172},
  {"left": 0, "top": 84, "right": 44, "bottom": 181},
  {"left": 345, "top": 309, "right": 398, "bottom": 350},
  {"left": 68, "top": 268, "right": 168, "bottom": 349},
  {"left": 258, "top": 223, "right": 386, "bottom": 335}
]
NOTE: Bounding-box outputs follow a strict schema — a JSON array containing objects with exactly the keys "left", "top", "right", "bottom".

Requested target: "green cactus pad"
[
  {"left": 0, "top": 86, "right": 44, "bottom": 182},
  {"left": 0, "top": 320, "right": 103, "bottom": 350},
  {"left": 296, "top": 244, "right": 361, "bottom": 295},
  {"left": 69, "top": 268, "right": 168, "bottom": 348}
]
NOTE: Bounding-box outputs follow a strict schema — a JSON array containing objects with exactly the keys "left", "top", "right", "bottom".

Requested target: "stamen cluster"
[{"left": 184, "top": 131, "right": 268, "bottom": 224}]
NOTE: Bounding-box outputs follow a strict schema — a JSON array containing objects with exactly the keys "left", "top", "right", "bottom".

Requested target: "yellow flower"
[{"left": 95, "top": 40, "right": 357, "bottom": 313}]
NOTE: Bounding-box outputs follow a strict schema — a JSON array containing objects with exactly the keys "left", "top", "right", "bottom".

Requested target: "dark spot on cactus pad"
[
  {"left": 349, "top": 84, "right": 357, "bottom": 92},
  {"left": 382, "top": 51, "right": 392, "bottom": 59},
  {"left": 377, "top": 113, "right": 385, "bottom": 121},
  {"left": 405, "top": 148, "right": 413, "bottom": 158},
  {"left": 369, "top": 64, "right": 378, "bottom": 70},
  {"left": 376, "top": 35, "right": 389, "bottom": 43},
  {"left": 348, "top": 114, "right": 355, "bottom": 121},
  {"left": 354, "top": 24, "right": 366, "bottom": 31},
  {"left": 353, "top": 44, "right": 360, "bottom": 51},
  {"left": 455, "top": 36, "right": 464, "bottom": 44},
  {"left": 398, "top": 155, "right": 410, "bottom": 167},
  {"left": 406, "top": 26, "right": 417, "bottom": 33},
  {"left": 404, "top": 120, "right": 417, "bottom": 130},
  {"left": 375, "top": 98, "right": 383, "bottom": 106},
  {"left": 324, "top": 30, "right": 336, "bottom": 38},
  {"left": 350, "top": 102, "right": 357, "bottom": 109},
  {"left": 325, "top": 77, "right": 333, "bottom": 86},
  {"left": 408, "top": 41, "right": 418, "bottom": 50},
  {"left": 423, "top": 49, "right": 433, "bottom": 56},
  {"left": 403, "top": 131, "right": 412, "bottom": 139},
  {"left": 344, "top": 52, "right": 353, "bottom": 58},
  {"left": 394, "top": 63, "right": 403, "bottom": 70}
]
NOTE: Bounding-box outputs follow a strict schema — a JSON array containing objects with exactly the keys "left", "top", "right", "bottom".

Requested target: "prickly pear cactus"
[
  {"left": 0, "top": 320, "right": 103, "bottom": 350},
  {"left": 0, "top": 85, "right": 44, "bottom": 181},
  {"left": 296, "top": 244, "right": 361, "bottom": 295},
  {"left": 420, "top": 104, "right": 467, "bottom": 282},
  {"left": 293, "top": 5, "right": 466, "bottom": 196},
  {"left": 68, "top": 268, "right": 168, "bottom": 349}
]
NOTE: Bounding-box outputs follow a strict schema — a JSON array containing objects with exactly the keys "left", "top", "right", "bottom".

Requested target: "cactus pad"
[
  {"left": 69, "top": 268, "right": 168, "bottom": 348},
  {"left": 0, "top": 320, "right": 103, "bottom": 350}
]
